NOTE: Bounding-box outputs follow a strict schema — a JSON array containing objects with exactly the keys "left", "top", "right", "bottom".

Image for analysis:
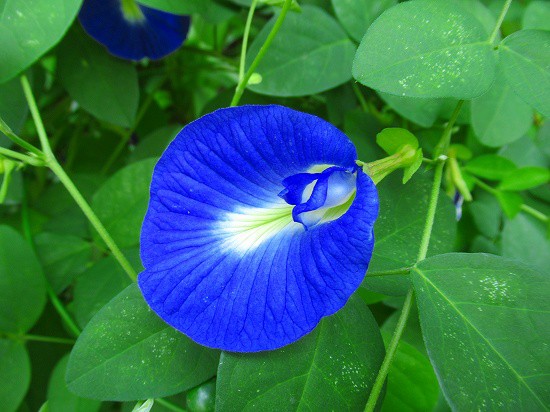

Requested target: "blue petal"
[
  {"left": 138, "top": 105, "right": 379, "bottom": 352},
  {"left": 78, "top": 0, "right": 190, "bottom": 61}
]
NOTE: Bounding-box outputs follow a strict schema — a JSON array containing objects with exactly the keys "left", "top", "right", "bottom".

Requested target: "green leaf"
[
  {"left": 91, "top": 159, "right": 156, "bottom": 248},
  {"left": 353, "top": 0, "right": 496, "bottom": 99},
  {"left": 376, "top": 128, "right": 418, "bottom": 155},
  {"left": 247, "top": 6, "right": 356, "bottom": 97},
  {"left": 0, "top": 0, "right": 82, "bottom": 83},
  {"left": 495, "top": 191, "right": 523, "bottom": 219},
  {"left": 47, "top": 355, "right": 101, "bottom": 412},
  {"left": 471, "top": 67, "right": 533, "bottom": 147},
  {"left": 412, "top": 253, "right": 549, "bottom": 411},
  {"left": 0, "top": 225, "right": 46, "bottom": 333},
  {"left": 0, "top": 340, "right": 30, "bottom": 412},
  {"left": 499, "top": 30, "right": 550, "bottom": 118},
  {"left": 522, "top": 1, "right": 550, "bottom": 31},
  {"left": 344, "top": 110, "right": 385, "bottom": 163},
  {"left": 73, "top": 252, "right": 137, "bottom": 328},
  {"left": 0, "top": 75, "right": 29, "bottom": 145},
  {"left": 137, "top": 0, "right": 234, "bottom": 22},
  {"left": 216, "top": 295, "right": 384, "bottom": 411},
  {"left": 35, "top": 233, "right": 92, "bottom": 293},
  {"left": 57, "top": 29, "right": 139, "bottom": 127},
  {"left": 378, "top": 93, "right": 442, "bottom": 128},
  {"left": 66, "top": 284, "right": 220, "bottom": 401},
  {"left": 128, "top": 125, "right": 181, "bottom": 163},
  {"left": 468, "top": 191, "right": 502, "bottom": 238},
  {"left": 464, "top": 154, "right": 517, "bottom": 180},
  {"left": 502, "top": 214, "right": 549, "bottom": 274},
  {"left": 498, "top": 167, "right": 550, "bottom": 191},
  {"left": 331, "top": 0, "right": 397, "bottom": 42},
  {"left": 363, "top": 171, "right": 457, "bottom": 295},
  {"left": 380, "top": 335, "right": 439, "bottom": 412}
]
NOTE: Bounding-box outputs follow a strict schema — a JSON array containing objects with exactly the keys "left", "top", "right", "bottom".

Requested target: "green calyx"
[{"left": 120, "top": 0, "right": 145, "bottom": 22}]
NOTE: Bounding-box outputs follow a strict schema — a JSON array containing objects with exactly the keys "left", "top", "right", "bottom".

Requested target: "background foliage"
[{"left": 0, "top": 0, "right": 548, "bottom": 411}]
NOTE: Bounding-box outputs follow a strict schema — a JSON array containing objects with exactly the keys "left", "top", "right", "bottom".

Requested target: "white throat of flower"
[{"left": 217, "top": 164, "right": 357, "bottom": 253}]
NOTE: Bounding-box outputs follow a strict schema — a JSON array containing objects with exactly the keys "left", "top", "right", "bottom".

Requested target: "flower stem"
[
  {"left": 20, "top": 75, "right": 138, "bottom": 282},
  {"left": 230, "top": 0, "right": 293, "bottom": 106}
]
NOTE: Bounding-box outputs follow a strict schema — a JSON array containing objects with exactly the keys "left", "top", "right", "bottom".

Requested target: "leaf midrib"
[{"left": 413, "top": 267, "right": 548, "bottom": 410}]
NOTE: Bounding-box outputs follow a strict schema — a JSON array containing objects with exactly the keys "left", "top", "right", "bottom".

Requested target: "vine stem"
[
  {"left": 365, "top": 267, "right": 411, "bottom": 277},
  {"left": 230, "top": 0, "right": 293, "bottom": 106},
  {"left": 0, "top": 117, "right": 43, "bottom": 155},
  {"left": 239, "top": 0, "right": 259, "bottom": 82},
  {"left": 20, "top": 75, "right": 138, "bottom": 282}
]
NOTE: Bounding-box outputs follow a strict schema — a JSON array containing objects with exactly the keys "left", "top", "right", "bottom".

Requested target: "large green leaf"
[
  {"left": 502, "top": 214, "right": 549, "bottom": 274},
  {"left": 216, "top": 295, "right": 384, "bottom": 411},
  {"left": 412, "top": 253, "right": 549, "bottom": 411},
  {"left": 471, "top": 67, "right": 533, "bottom": 147},
  {"left": 362, "top": 172, "right": 457, "bottom": 296},
  {"left": 380, "top": 335, "right": 439, "bottom": 412},
  {"left": 57, "top": 29, "right": 139, "bottom": 127},
  {"left": 499, "top": 30, "right": 550, "bottom": 118},
  {"left": 48, "top": 355, "right": 101, "bottom": 412},
  {"left": 73, "top": 252, "right": 136, "bottom": 328},
  {"left": 0, "top": 0, "right": 82, "bottom": 83},
  {"left": 91, "top": 159, "right": 156, "bottom": 248},
  {"left": 353, "top": 0, "right": 496, "bottom": 98},
  {"left": 0, "top": 339, "right": 30, "bottom": 412},
  {"left": 66, "top": 284, "right": 220, "bottom": 401},
  {"left": 35, "top": 232, "right": 92, "bottom": 293},
  {"left": 522, "top": 1, "right": 550, "bottom": 31},
  {"left": 331, "top": 0, "right": 397, "bottom": 42},
  {"left": 0, "top": 225, "right": 46, "bottom": 333},
  {"left": 247, "top": 6, "right": 356, "bottom": 97}
]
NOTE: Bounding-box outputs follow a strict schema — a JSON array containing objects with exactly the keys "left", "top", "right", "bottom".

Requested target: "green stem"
[
  {"left": 155, "top": 398, "right": 187, "bottom": 412},
  {"left": 21, "top": 188, "right": 82, "bottom": 337},
  {"left": 230, "top": 0, "right": 293, "bottom": 106},
  {"left": 48, "top": 161, "right": 138, "bottom": 281},
  {"left": 365, "top": 267, "right": 411, "bottom": 277},
  {"left": 489, "top": 0, "right": 513, "bottom": 44},
  {"left": 365, "top": 99, "right": 464, "bottom": 411},
  {"left": 474, "top": 177, "right": 549, "bottom": 223},
  {"left": 4, "top": 333, "right": 75, "bottom": 345},
  {"left": 0, "top": 117, "right": 43, "bottom": 155},
  {"left": 0, "top": 146, "right": 44, "bottom": 166},
  {"left": 417, "top": 162, "right": 445, "bottom": 262},
  {"left": 352, "top": 83, "right": 370, "bottom": 113},
  {"left": 434, "top": 100, "right": 464, "bottom": 158},
  {"left": 364, "top": 289, "right": 414, "bottom": 412},
  {"left": 239, "top": 0, "right": 259, "bottom": 81},
  {"left": 20, "top": 75, "right": 138, "bottom": 282},
  {"left": 520, "top": 204, "right": 548, "bottom": 223}
]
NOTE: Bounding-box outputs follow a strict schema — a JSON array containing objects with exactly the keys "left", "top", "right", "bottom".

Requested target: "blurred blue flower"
[
  {"left": 79, "top": 0, "right": 190, "bottom": 61},
  {"left": 138, "top": 105, "right": 379, "bottom": 352}
]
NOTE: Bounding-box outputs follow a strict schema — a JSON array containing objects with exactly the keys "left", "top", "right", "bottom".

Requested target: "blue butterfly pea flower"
[
  {"left": 78, "top": 0, "right": 190, "bottom": 61},
  {"left": 138, "top": 105, "right": 379, "bottom": 352}
]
